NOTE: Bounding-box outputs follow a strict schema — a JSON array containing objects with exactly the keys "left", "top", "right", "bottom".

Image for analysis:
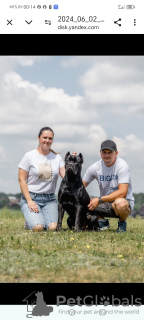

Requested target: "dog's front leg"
[
  {"left": 75, "top": 205, "right": 83, "bottom": 231},
  {"left": 56, "top": 203, "right": 64, "bottom": 231}
]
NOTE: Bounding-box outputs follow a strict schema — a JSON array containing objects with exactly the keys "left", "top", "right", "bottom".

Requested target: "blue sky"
[
  {"left": 15, "top": 57, "right": 86, "bottom": 96},
  {"left": 0, "top": 56, "right": 144, "bottom": 195}
]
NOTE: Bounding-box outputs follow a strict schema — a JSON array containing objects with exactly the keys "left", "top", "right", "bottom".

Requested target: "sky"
[{"left": 0, "top": 55, "right": 144, "bottom": 196}]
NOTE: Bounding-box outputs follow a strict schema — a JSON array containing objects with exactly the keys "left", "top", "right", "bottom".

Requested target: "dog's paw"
[{"left": 56, "top": 225, "right": 62, "bottom": 231}]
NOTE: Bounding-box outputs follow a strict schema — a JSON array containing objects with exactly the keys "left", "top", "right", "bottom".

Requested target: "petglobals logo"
[
  {"left": 23, "top": 291, "right": 53, "bottom": 318},
  {"left": 56, "top": 294, "right": 142, "bottom": 307}
]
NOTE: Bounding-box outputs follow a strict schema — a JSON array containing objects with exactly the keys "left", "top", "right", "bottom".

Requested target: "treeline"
[
  {"left": 0, "top": 193, "right": 21, "bottom": 209},
  {"left": 0, "top": 192, "right": 144, "bottom": 211},
  {"left": 133, "top": 193, "right": 144, "bottom": 211}
]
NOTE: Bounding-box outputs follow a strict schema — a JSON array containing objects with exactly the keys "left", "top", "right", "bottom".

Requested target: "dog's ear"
[
  {"left": 78, "top": 153, "right": 83, "bottom": 163},
  {"left": 65, "top": 152, "right": 70, "bottom": 161}
]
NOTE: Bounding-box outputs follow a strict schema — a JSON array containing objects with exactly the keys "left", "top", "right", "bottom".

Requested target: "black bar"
[
  {"left": 0, "top": 283, "right": 144, "bottom": 305},
  {"left": 0, "top": 34, "right": 144, "bottom": 55}
]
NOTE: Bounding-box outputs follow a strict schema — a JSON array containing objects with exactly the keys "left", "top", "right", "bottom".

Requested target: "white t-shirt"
[
  {"left": 83, "top": 157, "right": 135, "bottom": 209},
  {"left": 18, "top": 149, "right": 64, "bottom": 194}
]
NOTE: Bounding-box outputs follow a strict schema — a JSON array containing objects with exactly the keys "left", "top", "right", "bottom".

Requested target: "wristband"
[{"left": 98, "top": 196, "right": 103, "bottom": 204}]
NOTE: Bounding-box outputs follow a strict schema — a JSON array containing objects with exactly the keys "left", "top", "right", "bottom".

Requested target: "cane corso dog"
[{"left": 57, "top": 152, "right": 99, "bottom": 231}]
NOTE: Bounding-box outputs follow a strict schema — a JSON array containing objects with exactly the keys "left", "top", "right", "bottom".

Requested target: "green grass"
[{"left": 0, "top": 208, "right": 144, "bottom": 283}]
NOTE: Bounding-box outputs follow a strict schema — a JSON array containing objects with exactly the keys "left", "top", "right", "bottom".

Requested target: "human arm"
[
  {"left": 59, "top": 166, "right": 65, "bottom": 179},
  {"left": 18, "top": 168, "right": 39, "bottom": 212},
  {"left": 88, "top": 183, "right": 129, "bottom": 210},
  {"left": 82, "top": 179, "right": 89, "bottom": 188}
]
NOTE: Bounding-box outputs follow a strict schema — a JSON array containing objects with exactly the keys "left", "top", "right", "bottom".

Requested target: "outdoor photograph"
[{"left": 0, "top": 55, "right": 144, "bottom": 283}]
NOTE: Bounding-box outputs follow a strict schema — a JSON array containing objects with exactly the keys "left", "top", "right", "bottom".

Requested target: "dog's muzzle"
[{"left": 66, "top": 164, "right": 78, "bottom": 175}]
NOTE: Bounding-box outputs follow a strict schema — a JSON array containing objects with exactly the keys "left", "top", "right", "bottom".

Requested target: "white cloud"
[
  {"left": 112, "top": 135, "right": 144, "bottom": 193},
  {"left": 10, "top": 56, "right": 51, "bottom": 66},
  {"left": 0, "top": 71, "right": 98, "bottom": 136},
  {"left": 0, "top": 146, "right": 7, "bottom": 162},
  {"left": 127, "top": 105, "right": 144, "bottom": 115},
  {"left": 0, "top": 56, "right": 51, "bottom": 84},
  {"left": 52, "top": 124, "right": 107, "bottom": 159},
  {"left": 80, "top": 62, "right": 144, "bottom": 106},
  {"left": 113, "top": 134, "right": 144, "bottom": 156},
  {"left": 61, "top": 56, "right": 144, "bottom": 74},
  {"left": 0, "top": 56, "right": 50, "bottom": 70}
]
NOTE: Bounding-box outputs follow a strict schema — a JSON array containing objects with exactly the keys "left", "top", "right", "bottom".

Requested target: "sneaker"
[
  {"left": 98, "top": 219, "right": 110, "bottom": 231},
  {"left": 116, "top": 220, "right": 127, "bottom": 233}
]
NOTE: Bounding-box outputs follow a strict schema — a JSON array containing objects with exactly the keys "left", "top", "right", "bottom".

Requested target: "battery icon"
[
  {"left": 53, "top": 5, "right": 58, "bottom": 9},
  {"left": 126, "top": 5, "right": 135, "bottom": 9}
]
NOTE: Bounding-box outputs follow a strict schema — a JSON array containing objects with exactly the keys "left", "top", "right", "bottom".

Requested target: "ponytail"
[{"left": 49, "top": 148, "right": 59, "bottom": 154}]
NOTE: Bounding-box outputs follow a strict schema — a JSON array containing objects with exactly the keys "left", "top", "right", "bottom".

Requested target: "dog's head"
[{"left": 65, "top": 152, "right": 83, "bottom": 176}]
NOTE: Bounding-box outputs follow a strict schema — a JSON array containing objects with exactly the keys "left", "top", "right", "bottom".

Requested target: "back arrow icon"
[
  {"left": 25, "top": 20, "right": 32, "bottom": 24},
  {"left": 114, "top": 18, "right": 121, "bottom": 26}
]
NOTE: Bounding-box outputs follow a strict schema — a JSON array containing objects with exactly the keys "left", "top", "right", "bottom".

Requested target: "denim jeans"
[{"left": 20, "top": 192, "right": 58, "bottom": 230}]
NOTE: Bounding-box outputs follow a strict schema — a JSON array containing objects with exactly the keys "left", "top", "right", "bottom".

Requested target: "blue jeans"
[{"left": 20, "top": 192, "right": 58, "bottom": 230}]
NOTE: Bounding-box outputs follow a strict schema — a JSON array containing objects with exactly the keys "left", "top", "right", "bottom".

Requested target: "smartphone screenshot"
[
  {"left": 0, "top": 0, "right": 143, "bottom": 34},
  {"left": 0, "top": 0, "right": 143, "bottom": 318}
]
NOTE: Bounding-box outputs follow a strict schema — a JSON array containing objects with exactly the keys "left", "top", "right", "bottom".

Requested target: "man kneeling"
[{"left": 82, "top": 140, "right": 135, "bottom": 233}]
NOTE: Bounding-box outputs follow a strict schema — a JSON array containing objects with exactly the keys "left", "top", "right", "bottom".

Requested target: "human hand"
[
  {"left": 27, "top": 200, "right": 39, "bottom": 213},
  {"left": 88, "top": 198, "right": 99, "bottom": 210}
]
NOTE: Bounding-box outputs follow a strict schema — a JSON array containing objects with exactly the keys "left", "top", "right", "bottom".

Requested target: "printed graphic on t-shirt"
[
  {"left": 38, "top": 163, "right": 52, "bottom": 181},
  {"left": 100, "top": 174, "right": 118, "bottom": 182}
]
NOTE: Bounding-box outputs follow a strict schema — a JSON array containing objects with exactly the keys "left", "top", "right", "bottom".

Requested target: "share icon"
[{"left": 114, "top": 18, "right": 122, "bottom": 26}]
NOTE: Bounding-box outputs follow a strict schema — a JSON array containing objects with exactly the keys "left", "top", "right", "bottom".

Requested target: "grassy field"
[{"left": 0, "top": 208, "right": 144, "bottom": 283}]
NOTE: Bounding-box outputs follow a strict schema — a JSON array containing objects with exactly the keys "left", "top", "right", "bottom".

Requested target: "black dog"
[{"left": 57, "top": 152, "right": 99, "bottom": 231}]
